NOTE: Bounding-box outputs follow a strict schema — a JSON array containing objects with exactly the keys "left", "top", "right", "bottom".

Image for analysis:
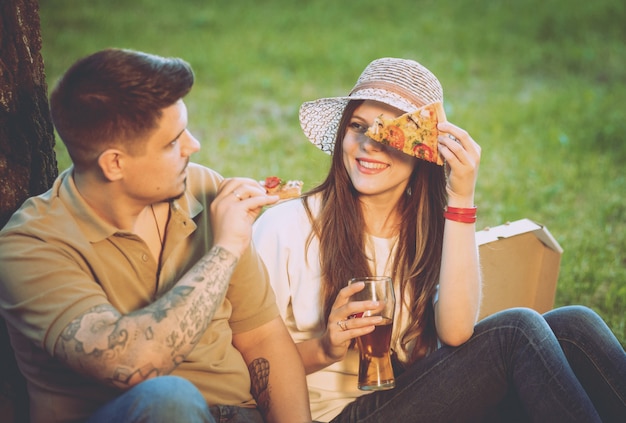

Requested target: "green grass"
[{"left": 40, "top": 0, "right": 626, "bottom": 346}]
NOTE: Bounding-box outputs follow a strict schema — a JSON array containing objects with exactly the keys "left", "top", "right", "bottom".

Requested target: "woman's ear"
[{"left": 97, "top": 148, "right": 125, "bottom": 182}]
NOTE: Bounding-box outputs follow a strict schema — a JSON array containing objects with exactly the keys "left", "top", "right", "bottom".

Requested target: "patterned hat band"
[
  {"left": 299, "top": 58, "right": 444, "bottom": 155},
  {"left": 349, "top": 80, "right": 430, "bottom": 109}
]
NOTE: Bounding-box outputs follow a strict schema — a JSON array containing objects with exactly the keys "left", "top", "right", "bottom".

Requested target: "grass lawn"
[{"left": 39, "top": 0, "right": 626, "bottom": 346}]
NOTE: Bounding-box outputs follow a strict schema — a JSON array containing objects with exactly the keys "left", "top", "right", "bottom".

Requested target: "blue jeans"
[
  {"left": 86, "top": 376, "right": 213, "bottom": 423},
  {"left": 331, "top": 306, "right": 626, "bottom": 423},
  {"left": 86, "top": 375, "right": 263, "bottom": 423}
]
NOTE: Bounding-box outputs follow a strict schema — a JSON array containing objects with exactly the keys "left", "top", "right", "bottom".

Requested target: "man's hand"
[{"left": 211, "top": 177, "right": 279, "bottom": 258}]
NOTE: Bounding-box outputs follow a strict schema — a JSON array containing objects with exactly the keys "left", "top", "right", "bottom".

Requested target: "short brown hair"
[{"left": 50, "top": 48, "right": 194, "bottom": 168}]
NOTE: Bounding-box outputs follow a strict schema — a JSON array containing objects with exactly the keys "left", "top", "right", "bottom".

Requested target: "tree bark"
[
  {"left": 0, "top": 1, "right": 57, "bottom": 421},
  {"left": 0, "top": 0, "right": 57, "bottom": 228}
]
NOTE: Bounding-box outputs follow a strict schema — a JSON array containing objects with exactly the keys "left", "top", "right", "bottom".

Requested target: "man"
[{"left": 0, "top": 48, "right": 311, "bottom": 423}]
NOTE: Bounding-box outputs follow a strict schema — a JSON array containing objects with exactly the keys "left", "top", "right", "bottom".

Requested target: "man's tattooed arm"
[
  {"left": 248, "top": 357, "right": 271, "bottom": 417},
  {"left": 53, "top": 245, "right": 237, "bottom": 389},
  {"left": 234, "top": 316, "right": 313, "bottom": 423}
]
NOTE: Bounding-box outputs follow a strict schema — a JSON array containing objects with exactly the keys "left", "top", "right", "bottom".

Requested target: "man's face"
[{"left": 122, "top": 99, "right": 201, "bottom": 204}]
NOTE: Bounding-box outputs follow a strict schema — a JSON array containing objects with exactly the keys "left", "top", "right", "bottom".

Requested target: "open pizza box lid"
[{"left": 476, "top": 218, "right": 563, "bottom": 319}]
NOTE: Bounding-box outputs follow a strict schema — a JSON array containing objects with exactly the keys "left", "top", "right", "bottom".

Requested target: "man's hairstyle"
[{"left": 50, "top": 48, "right": 194, "bottom": 168}]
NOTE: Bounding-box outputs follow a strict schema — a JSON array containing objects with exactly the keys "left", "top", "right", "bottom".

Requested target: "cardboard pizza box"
[{"left": 476, "top": 219, "right": 563, "bottom": 319}]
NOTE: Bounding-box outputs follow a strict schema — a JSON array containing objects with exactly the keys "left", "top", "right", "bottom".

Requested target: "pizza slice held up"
[
  {"left": 261, "top": 176, "right": 303, "bottom": 199},
  {"left": 365, "top": 101, "right": 446, "bottom": 166}
]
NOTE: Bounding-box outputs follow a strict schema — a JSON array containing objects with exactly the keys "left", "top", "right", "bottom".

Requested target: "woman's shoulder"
[
  {"left": 256, "top": 197, "right": 307, "bottom": 226},
  {"left": 266, "top": 192, "right": 321, "bottom": 216},
  {"left": 254, "top": 194, "right": 320, "bottom": 236}
]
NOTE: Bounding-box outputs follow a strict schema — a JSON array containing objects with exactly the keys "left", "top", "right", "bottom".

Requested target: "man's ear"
[{"left": 97, "top": 149, "right": 125, "bottom": 182}]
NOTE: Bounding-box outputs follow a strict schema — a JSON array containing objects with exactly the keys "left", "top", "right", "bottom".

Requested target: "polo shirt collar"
[{"left": 59, "top": 167, "right": 203, "bottom": 244}]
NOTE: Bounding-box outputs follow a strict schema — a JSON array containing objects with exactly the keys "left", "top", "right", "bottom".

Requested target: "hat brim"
[{"left": 299, "top": 88, "right": 420, "bottom": 155}]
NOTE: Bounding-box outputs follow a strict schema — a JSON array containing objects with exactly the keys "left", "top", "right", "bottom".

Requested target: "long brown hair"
[{"left": 303, "top": 100, "right": 447, "bottom": 364}]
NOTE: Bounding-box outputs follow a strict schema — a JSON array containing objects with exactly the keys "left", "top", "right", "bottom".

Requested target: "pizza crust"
[{"left": 261, "top": 176, "right": 303, "bottom": 199}]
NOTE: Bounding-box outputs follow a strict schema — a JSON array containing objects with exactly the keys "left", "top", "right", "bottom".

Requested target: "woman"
[{"left": 252, "top": 58, "right": 626, "bottom": 422}]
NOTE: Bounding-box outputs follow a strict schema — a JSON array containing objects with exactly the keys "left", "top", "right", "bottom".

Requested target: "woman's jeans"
[
  {"left": 86, "top": 375, "right": 264, "bottom": 423},
  {"left": 332, "top": 306, "right": 626, "bottom": 423}
]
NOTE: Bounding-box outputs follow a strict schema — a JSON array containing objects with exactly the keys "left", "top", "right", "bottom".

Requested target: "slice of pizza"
[
  {"left": 261, "top": 176, "right": 303, "bottom": 199},
  {"left": 365, "top": 102, "right": 446, "bottom": 165}
]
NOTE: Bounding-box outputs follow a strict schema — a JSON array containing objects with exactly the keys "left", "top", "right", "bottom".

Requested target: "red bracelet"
[
  {"left": 444, "top": 212, "right": 477, "bottom": 223},
  {"left": 443, "top": 205, "right": 477, "bottom": 223},
  {"left": 445, "top": 206, "right": 477, "bottom": 215}
]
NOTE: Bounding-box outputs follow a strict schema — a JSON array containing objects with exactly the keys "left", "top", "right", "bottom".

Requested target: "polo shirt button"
[{"left": 141, "top": 253, "right": 149, "bottom": 262}]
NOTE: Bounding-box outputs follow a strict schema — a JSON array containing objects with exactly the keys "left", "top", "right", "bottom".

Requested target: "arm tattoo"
[
  {"left": 248, "top": 357, "right": 271, "bottom": 417},
  {"left": 56, "top": 245, "right": 238, "bottom": 387}
]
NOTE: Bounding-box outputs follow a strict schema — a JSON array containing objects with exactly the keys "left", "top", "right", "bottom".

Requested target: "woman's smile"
[{"left": 356, "top": 158, "right": 389, "bottom": 173}]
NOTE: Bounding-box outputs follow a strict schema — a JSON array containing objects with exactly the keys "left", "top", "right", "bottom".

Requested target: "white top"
[{"left": 253, "top": 195, "right": 419, "bottom": 421}]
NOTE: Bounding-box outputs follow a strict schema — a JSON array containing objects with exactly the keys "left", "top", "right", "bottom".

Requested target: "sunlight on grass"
[{"left": 40, "top": 0, "right": 626, "bottom": 346}]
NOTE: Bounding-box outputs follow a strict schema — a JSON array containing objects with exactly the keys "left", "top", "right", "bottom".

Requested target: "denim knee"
[
  {"left": 544, "top": 305, "right": 598, "bottom": 329},
  {"left": 136, "top": 375, "right": 203, "bottom": 403},
  {"left": 544, "top": 305, "right": 624, "bottom": 353},
  {"left": 490, "top": 307, "right": 546, "bottom": 330},
  {"left": 125, "top": 376, "right": 213, "bottom": 422},
  {"left": 484, "top": 307, "right": 556, "bottom": 344}
]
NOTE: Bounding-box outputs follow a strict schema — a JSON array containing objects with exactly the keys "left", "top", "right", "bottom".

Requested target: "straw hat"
[{"left": 299, "top": 57, "right": 443, "bottom": 154}]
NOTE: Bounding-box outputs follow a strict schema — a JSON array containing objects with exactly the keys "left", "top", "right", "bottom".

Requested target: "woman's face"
[{"left": 342, "top": 100, "right": 417, "bottom": 200}]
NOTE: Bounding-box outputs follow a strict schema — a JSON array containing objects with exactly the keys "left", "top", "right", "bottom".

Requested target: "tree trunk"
[
  {"left": 0, "top": 0, "right": 57, "bottom": 228},
  {"left": 0, "top": 1, "right": 57, "bottom": 421}
]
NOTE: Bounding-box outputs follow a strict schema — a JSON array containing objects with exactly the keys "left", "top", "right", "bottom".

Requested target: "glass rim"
[{"left": 348, "top": 276, "right": 392, "bottom": 284}]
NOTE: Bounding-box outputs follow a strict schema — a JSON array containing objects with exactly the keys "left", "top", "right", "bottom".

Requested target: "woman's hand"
[
  {"left": 319, "top": 282, "right": 383, "bottom": 363},
  {"left": 437, "top": 121, "right": 481, "bottom": 207}
]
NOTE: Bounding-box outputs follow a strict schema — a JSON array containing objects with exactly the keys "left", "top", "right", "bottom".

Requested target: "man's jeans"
[
  {"left": 86, "top": 375, "right": 263, "bottom": 423},
  {"left": 331, "top": 306, "right": 625, "bottom": 423}
]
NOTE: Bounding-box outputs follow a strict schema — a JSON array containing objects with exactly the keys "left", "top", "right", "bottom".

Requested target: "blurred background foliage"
[{"left": 39, "top": 0, "right": 625, "bottom": 345}]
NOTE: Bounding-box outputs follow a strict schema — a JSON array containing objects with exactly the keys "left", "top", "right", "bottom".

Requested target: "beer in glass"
[{"left": 348, "top": 276, "right": 395, "bottom": 391}]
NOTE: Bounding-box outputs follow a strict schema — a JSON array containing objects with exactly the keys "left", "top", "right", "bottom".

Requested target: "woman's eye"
[{"left": 349, "top": 121, "right": 367, "bottom": 133}]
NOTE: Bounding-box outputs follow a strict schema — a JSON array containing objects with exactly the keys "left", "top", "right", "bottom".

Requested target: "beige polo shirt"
[{"left": 0, "top": 163, "right": 278, "bottom": 423}]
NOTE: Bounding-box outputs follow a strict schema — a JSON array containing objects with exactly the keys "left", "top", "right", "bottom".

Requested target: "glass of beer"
[{"left": 348, "top": 276, "right": 396, "bottom": 391}]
